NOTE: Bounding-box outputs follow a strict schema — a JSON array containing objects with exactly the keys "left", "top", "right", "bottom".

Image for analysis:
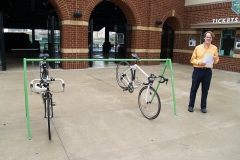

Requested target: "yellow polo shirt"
[{"left": 190, "top": 44, "right": 219, "bottom": 68}]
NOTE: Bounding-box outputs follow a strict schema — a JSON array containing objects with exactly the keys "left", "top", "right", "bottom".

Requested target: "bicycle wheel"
[
  {"left": 138, "top": 86, "right": 161, "bottom": 120},
  {"left": 50, "top": 95, "right": 53, "bottom": 118},
  {"left": 41, "top": 69, "right": 49, "bottom": 79},
  {"left": 116, "top": 61, "right": 132, "bottom": 90},
  {"left": 43, "top": 93, "right": 47, "bottom": 118},
  {"left": 47, "top": 97, "right": 51, "bottom": 140},
  {"left": 40, "top": 64, "right": 43, "bottom": 79}
]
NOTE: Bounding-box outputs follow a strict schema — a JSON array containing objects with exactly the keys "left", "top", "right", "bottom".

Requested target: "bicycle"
[
  {"left": 116, "top": 53, "right": 168, "bottom": 120},
  {"left": 30, "top": 55, "right": 65, "bottom": 140}
]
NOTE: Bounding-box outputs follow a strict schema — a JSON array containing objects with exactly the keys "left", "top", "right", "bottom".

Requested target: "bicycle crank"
[{"left": 128, "top": 82, "right": 134, "bottom": 93}]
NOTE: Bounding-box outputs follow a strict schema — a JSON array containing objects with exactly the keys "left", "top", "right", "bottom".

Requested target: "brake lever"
[
  {"left": 165, "top": 79, "right": 168, "bottom": 86},
  {"left": 30, "top": 84, "right": 33, "bottom": 94},
  {"left": 158, "top": 76, "right": 168, "bottom": 86},
  {"left": 62, "top": 83, "right": 65, "bottom": 93}
]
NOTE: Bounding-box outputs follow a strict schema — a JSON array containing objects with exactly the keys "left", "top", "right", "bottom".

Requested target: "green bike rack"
[{"left": 23, "top": 58, "right": 177, "bottom": 140}]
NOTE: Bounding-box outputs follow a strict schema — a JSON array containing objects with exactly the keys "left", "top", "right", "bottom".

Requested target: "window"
[{"left": 220, "top": 28, "right": 236, "bottom": 56}]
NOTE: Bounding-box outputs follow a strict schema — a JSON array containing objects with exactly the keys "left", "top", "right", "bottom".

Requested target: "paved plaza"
[{"left": 0, "top": 59, "right": 240, "bottom": 160}]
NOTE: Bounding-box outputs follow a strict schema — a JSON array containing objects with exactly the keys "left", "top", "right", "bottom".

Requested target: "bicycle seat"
[
  {"left": 39, "top": 53, "right": 50, "bottom": 58},
  {"left": 131, "top": 53, "right": 140, "bottom": 60}
]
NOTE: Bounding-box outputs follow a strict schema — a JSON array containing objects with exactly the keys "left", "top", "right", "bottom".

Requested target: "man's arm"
[
  {"left": 213, "top": 47, "right": 219, "bottom": 64},
  {"left": 190, "top": 48, "right": 199, "bottom": 65}
]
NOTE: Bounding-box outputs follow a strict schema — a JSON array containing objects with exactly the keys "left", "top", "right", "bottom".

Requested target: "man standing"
[{"left": 188, "top": 31, "right": 219, "bottom": 113}]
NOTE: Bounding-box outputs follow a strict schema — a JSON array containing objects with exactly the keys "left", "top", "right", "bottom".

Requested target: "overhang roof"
[{"left": 191, "top": 22, "right": 240, "bottom": 29}]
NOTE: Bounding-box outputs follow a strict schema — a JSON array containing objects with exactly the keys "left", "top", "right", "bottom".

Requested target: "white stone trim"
[
  {"left": 132, "top": 26, "right": 162, "bottom": 32},
  {"left": 173, "top": 49, "right": 194, "bottom": 53},
  {"left": 127, "top": 48, "right": 161, "bottom": 53},
  {"left": 61, "top": 48, "right": 88, "bottom": 53},
  {"left": 61, "top": 20, "right": 88, "bottom": 26},
  {"left": 233, "top": 54, "right": 240, "bottom": 58}
]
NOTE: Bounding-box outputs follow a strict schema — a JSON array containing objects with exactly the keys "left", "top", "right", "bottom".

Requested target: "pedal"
[{"left": 52, "top": 102, "right": 57, "bottom": 106}]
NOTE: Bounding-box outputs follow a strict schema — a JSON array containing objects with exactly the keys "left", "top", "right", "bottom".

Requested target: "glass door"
[{"left": 88, "top": 19, "right": 93, "bottom": 67}]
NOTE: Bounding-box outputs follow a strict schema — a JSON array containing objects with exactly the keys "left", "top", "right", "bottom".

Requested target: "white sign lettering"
[{"left": 213, "top": 17, "right": 239, "bottom": 23}]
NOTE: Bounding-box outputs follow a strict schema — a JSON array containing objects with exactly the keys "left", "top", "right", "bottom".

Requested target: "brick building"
[
  {"left": 50, "top": 0, "right": 239, "bottom": 72},
  {"left": 1, "top": 0, "right": 239, "bottom": 72}
]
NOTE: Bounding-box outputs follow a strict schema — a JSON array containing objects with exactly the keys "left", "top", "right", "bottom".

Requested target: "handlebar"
[
  {"left": 143, "top": 74, "right": 168, "bottom": 86},
  {"left": 156, "top": 75, "right": 168, "bottom": 85},
  {"left": 30, "top": 77, "right": 65, "bottom": 93}
]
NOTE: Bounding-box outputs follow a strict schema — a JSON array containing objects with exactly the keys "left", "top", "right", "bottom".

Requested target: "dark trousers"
[{"left": 188, "top": 68, "right": 212, "bottom": 109}]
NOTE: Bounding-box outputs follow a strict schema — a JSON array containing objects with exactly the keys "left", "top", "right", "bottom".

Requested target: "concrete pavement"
[{"left": 0, "top": 60, "right": 240, "bottom": 160}]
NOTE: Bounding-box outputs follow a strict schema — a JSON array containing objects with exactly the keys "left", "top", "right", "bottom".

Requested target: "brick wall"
[{"left": 49, "top": 0, "right": 185, "bottom": 69}]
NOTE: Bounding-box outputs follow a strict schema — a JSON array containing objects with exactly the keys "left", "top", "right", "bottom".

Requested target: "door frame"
[{"left": 0, "top": 12, "right": 6, "bottom": 71}]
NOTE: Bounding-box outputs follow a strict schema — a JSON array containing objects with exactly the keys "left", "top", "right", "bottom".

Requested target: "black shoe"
[
  {"left": 188, "top": 107, "right": 193, "bottom": 112},
  {"left": 201, "top": 109, "right": 207, "bottom": 113}
]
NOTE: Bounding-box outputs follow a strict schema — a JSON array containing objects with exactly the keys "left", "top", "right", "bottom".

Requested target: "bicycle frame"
[
  {"left": 123, "top": 63, "right": 149, "bottom": 88},
  {"left": 122, "top": 63, "right": 156, "bottom": 104}
]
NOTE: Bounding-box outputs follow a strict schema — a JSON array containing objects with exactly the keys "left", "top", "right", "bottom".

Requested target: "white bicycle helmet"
[{"left": 34, "top": 83, "right": 47, "bottom": 92}]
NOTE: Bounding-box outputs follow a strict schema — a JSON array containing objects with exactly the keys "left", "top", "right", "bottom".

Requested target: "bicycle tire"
[
  {"left": 47, "top": 97, "right": 51, "bottom": 140},
  {"left": 50, "top": 95, "right": 53, "bottom": 118},
  {"left": 43, "top": 93, "right": 46, "bottom": 118},
  {"left": 138, "top": 86, "right": 161, "bottom": 120},
  {"left": 116, "top": 61, "right": 132, "bottom": 90},
  {"left": 40, "top": 64, "right": 43, "bottom": 79},
  {"left": 41, "top": 69, "right": 49, "bottom": 79},
  {"left": 40, "top": 63, "right": 49, "bottom": 79}
]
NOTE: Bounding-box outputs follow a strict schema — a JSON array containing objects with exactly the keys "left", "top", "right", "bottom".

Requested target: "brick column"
[{"left": 60, "top": 20, "right": 89, "bottom": 69}]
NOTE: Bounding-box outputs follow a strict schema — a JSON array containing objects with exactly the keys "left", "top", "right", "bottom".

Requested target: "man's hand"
[
  {"left": 213, "top": 56, "right": 218, "bottom": 61},
  {"left": 198, "top": 62, "right": 206, "bottom": 66}
]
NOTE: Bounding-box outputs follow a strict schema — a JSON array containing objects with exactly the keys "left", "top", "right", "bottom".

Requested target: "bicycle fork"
[
  {"left": 145, "top": 85, "right": 156, "bottom": 104},
  {"left": 43, "top": 93, "right": 56, "bottom": 118}
]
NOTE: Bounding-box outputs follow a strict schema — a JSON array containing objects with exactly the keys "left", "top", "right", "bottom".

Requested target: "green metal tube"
[
  {"left": 168, "top": 59, "right": 177, "bottom": 115},
  {"left": 23, "top": 58, "right": 177, "bottom": 139},
  {"left": 26, "top": 59, "right": 170, "bottom": 62},
  {"left": 23, "top": 58, "right": 31, "bottom": 140},
  {"left": 150, "top": 64, "right": 166, "bottom": 102},
  {"left": 154, "top": 62, "right": 167, "bottom": 93}
]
